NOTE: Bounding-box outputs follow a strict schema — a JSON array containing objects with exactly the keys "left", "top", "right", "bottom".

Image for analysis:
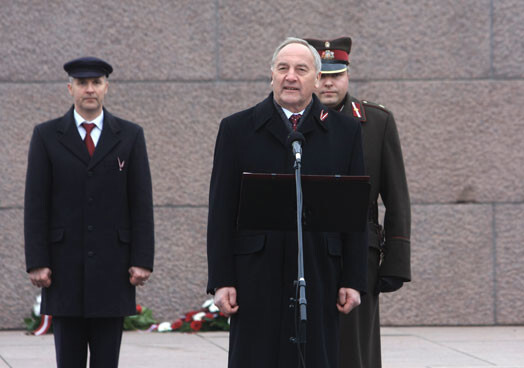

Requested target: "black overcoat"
[
  {"left": 24, "top": 107, "right": 154, "bottom": 317},
  {"left": 207, "top": 94, "right": 368, "bottom": 368},
  {"left": 338, "top": 94, "right": 411, "bottom": 368}
]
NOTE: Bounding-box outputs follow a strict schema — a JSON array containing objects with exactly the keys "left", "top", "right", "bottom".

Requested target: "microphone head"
[{"left": 286, "top": 131, "right": 306, "bottom": 147}]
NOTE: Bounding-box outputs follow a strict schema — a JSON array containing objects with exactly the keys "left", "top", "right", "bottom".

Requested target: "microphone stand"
[{"left": 290, "top": 141, "right": 307, "bottom": 366}]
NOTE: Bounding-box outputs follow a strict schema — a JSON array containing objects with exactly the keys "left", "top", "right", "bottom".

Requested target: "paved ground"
[{"left": 0, "top": 326, "right": 523, "bottom": 367}]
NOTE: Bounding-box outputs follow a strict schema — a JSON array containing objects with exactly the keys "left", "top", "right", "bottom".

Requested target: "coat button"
[
  {"left": 88, "top": 197, "right": 94, "bottom": 204},
  {"left": 87, "top": 171, "right": 93, "bottom": 177},
  {"left": 87, "top": 251, "right": 94, "bottom": 257},
  {"left": 87, "top": 225, "right": 94, "bottom": 231}
]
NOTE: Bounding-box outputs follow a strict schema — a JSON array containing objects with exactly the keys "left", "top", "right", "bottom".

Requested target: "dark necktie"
[
  {"left": 82, "top": 122, "right": 95, "bottom": 157},
  {"left": 289, "top": 114, "right": 302, "bottom": 131}
]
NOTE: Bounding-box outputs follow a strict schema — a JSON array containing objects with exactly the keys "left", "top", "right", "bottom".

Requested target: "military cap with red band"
[{"left": 304, "top": 37, "right": 352, "bottom": 74}]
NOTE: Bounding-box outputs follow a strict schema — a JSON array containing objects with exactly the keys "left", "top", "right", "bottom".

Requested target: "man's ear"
[
  {"left": 67, "top": 82, "right": 73, "bottom": 96},
  {"left": 314, "top": 72, "right": 321, "bottom": 88}
]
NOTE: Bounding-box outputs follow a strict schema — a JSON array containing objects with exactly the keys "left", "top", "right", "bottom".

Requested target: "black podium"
[
  {"left": 237, "top": 172, "right": 370, "bottom": 233},
  {"left": 236, "top": 171, "right": 370, "bottom": 365}
]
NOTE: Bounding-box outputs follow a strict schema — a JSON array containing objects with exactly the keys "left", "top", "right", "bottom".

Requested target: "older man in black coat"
[
  {"left": 24, "top": 57, "right": 154, "bottom": 368},
  {"left": 207, "top": 37, "right": 368, "bottom": 368}
]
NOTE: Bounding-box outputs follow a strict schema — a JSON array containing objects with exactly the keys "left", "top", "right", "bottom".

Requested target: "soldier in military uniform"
[{"left": 305, "top": 37, "right": 411, "bottom": 368}]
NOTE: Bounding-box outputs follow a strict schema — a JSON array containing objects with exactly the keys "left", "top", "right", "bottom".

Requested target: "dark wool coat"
[
  {"left": 24, "top": 107, "right": 154, "bottom": 317},
  {"left": 338, "top": 94, "right": 411, "bottom": 368},
  {"left": 207, "top": 94, "right": 368, "bottom": 368}
]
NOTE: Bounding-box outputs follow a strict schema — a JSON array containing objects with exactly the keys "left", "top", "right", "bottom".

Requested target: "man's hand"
[
  {"left": 129, "top": 266, "right": 151, "bottom": 286},
  {"left": 376, "top": 276, "right": 404, "bottom": 294},
  {"left": 337, "top": 287, "right": 360, "bottom": 314},
  {"left": 29, "top": 267, "right": 52, "bottom": 288},
  {"left": 214, "top": 287, "right": 239, "bottom": 317}
]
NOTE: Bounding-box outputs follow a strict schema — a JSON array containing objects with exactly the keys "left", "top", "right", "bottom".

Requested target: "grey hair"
[{"left": 270, "top": 37, "right": 321, "bottom": 74}]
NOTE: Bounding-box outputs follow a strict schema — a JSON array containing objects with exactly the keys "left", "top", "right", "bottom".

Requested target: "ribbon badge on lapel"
[
  {"left": 118, "top": 156, "right": 125, "bottom": 171},
  {"left": 320, "top": 109, "right": 329, "bottom": 122}
]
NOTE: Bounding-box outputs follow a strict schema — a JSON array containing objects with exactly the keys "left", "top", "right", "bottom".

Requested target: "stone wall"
[{"left": 1, "top": 0, "right": 523, "bottom": 329}]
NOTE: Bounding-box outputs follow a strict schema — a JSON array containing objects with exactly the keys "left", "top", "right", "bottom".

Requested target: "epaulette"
[{"left": 361, "top": 100, "right": 391, "bottom": 114}]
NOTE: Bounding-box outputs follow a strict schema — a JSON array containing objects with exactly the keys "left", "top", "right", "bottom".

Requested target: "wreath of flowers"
[
  {"left": 25, "top": 295, "right": 229, "bottom": 334},
  {"left": 153, "top": 298, "right": 229, "bottom": 333}
]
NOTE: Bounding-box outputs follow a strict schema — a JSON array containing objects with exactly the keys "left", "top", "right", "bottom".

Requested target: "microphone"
[{"left": 286, "top": 131, "right": 306, "bottom": 163}]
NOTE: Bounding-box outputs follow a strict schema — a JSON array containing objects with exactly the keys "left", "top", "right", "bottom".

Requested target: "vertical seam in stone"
[
  {"left": 215, "top": 0, "right": 220, "bottom": 81},
  {"left": 489, "top": 0, "right": 494, "bottom": 77},
  {"left": 492, "top": 202, "right": 498, "bottom": 324}
]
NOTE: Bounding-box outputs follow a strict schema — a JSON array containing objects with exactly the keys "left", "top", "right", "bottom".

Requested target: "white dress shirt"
[{"left": 74, "top": 109, "right": 104, "bottom": 147}]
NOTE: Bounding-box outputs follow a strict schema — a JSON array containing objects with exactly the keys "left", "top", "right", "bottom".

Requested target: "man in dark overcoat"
[
  {"left": 306, "top": 37, "right": 411, "bottom": 368},
  {"left": 207, "top": 37, "right": 368, "bottom": 368},
  {"left": 24, "top": 57, "right": 154, "bottom": 367}
]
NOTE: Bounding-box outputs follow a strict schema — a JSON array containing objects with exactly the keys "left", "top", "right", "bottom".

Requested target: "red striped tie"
[
  {"left": 82, "top": 122, "right": 95, "bottom": 157},
  {"left": 289, "top": 114, "right": 302, "bottom": 131}
]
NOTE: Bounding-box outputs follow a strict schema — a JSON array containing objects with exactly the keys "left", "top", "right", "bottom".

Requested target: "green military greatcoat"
[{"left": 338, "top": 94, "right": 411, "bottom": 368}]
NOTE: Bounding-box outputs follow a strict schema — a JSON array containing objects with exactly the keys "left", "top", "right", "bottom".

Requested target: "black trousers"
[{"left": 53, "top": 316, "right": 124, "bottom": 368}]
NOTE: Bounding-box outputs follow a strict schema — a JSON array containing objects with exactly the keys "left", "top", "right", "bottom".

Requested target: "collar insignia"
[
  {"left": 352, "top": 102, "right": 362, "bottom": 118},
  {"left": 320, "top": 109, "right": 329, "bottom": 121}
]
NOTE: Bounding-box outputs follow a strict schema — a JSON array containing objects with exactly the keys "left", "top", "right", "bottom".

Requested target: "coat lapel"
[
  {"left": 57, "top": 107, "right": 91, "bottom": 166},
  {"left": 265, "top": 114, "right": 290, "bottom": 148},
  {"left": 88, "top": 109, "right": 121, "bottom": 169},
  {"left": 56, "top": 107, "right": 122, "bottom": 168},
  {"left": 299, "top": 94, "right": 329, "bottom": 136},
  {"left": 254, "top": 94, "right": 290, "bottom": 148}
]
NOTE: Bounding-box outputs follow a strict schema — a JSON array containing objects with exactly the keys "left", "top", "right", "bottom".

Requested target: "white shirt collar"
[
  {"left": 281, "top": 107, "right": 305, "bottom": 119},
  {"left": 74, "top": 109, "right": 104, "bottom": 130}
]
